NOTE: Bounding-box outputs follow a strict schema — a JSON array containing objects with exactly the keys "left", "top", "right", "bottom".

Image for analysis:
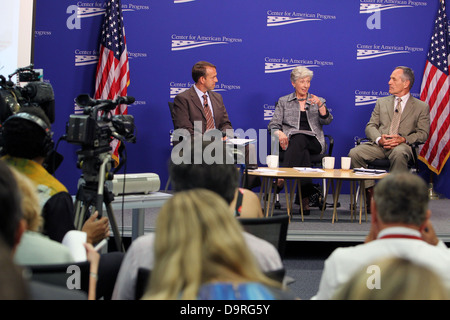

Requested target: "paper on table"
[
  {"left": 227, "top": 138, "right": 256, "bottom": 146},
  {"left": 249, "top": 168, "right": 285, "bottom": 173},
  {"left": 294, "top": 167, "right": 325, "bottom": 172},
  {"left": 353, "top": 167, "right": 387, "bottom": 175},
  {"left": 62, "top": 230, "right": 87, "bottom": 262}
]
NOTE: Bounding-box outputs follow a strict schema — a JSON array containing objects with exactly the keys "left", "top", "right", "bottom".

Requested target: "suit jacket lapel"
[
  {"left": 190, "top": 86, "right": 205, "bottom": 115},
  {"left": 400, "top": 95, "right": 414, "bottom": 123},
  {"left": 387, "top": 95, "right": 395, "bottom": 122}
]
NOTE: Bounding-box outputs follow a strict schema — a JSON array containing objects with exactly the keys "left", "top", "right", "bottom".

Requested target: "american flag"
[
  {"left": 418, "top": 0, "right": 450, "bottom": 175},
  {"left": 94, "top": 0, "right": 130, "bottom": 166}
]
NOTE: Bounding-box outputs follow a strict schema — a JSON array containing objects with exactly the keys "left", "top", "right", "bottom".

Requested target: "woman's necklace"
[{"left": 298, "top": 98, "right": 307, "bottom": 111}]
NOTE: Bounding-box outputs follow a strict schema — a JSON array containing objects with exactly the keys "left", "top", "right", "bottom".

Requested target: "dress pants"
[
  {"left": 282, "top": 134, "right": 321, "bottom": 198},
  {"left": 348, "top": 142, "right": 412, "bottom": 188}
]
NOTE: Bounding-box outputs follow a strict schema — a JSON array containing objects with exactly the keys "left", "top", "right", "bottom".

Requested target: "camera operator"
[{"left": 1, "top": 107, "right": 110, "bottom": 244}]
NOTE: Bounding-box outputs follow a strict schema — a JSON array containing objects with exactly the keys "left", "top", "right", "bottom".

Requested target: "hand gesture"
[{"left": 82, "top": 211, "right": 110, "bottom": 244}]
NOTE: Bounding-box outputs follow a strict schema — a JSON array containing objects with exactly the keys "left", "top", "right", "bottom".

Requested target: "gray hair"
[
  {"left": 290, "top": 66, "right": 313, "bottom": 83},
  {"left": 395, "top": 66, "right": 415, "bottom": 89},
  {"left": 373, "top": 172, "right": 428, "bottom": 226}
]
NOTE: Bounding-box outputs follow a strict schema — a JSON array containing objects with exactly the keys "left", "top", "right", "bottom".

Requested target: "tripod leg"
[
  {"left": 74, "top": 199, "right": 87, "bottom": 230},
  {"left": 105, "top": 203, "right": 125, "bottom": 252}
]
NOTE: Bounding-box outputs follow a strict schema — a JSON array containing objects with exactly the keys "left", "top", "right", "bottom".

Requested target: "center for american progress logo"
[
  {"left": 171, "top": 34, "right": 243, "bottom": 51},
  {"left": 266, "top": 9, "right": 336, "bottom": 27}
]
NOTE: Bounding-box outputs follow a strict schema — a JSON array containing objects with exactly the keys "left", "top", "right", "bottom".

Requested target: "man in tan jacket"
[{"left": 349, "top": 66, "right": 430, "bottom": 210}]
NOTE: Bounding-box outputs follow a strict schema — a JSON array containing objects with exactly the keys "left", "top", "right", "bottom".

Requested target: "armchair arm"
[{"left": 325, "top": 134, "right": 334, "bottom": 156}]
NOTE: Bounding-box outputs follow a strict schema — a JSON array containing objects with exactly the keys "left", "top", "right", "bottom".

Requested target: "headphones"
[{"left": 2, "top": 112, "right": 55, "bottom": 157}]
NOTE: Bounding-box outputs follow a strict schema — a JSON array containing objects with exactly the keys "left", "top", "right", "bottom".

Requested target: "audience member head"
[
  {"left": 143, "top": 189, "right": 279, "bottom": 300},
  {"left": 191, "top": 61, "right": 216, "bottom": 83},
  {"left": 333, "top": 257, "right": 449, "bottom": 300},
  {"left": 0, "top": 159, "right": 24, "bottom": 249},
  {"left": 10, "top": 168, "right": 43, "bottom": 232},
  {"left": 169, "top": 140, "right": 240, "bottom": 204},
  {"left": 2, "top": 107, "right": 53, "bottom": 160},
  {"left": 0, "top": 238, "right": 29, "bottom": 300},
  {"left": 373, "top": 172, "right": 429, "bottom": 226}
]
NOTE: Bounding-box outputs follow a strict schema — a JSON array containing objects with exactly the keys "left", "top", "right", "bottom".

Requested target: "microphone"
[
  {"left": 76, "top": 94, "right": 135, "bottom": 107},
  {"left": 76, "top": 94, "right": 103, "bottom": 107},
  {"left": 23, "top": 82, "right": 54, "bottom": 104},
  {"left": 114, "top": 96, "right": 135, "bottom": 105},
  {"left": 23, "top": 82, "right": 56, "bottom": 123}
]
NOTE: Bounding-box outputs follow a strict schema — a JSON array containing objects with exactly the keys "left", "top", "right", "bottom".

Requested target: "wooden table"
[{"left": 247, "top": 168, "right": 388, "bottom": 224}]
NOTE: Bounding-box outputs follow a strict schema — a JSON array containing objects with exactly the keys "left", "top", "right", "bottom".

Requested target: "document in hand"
[{"left": 62, "top": 230, "right": 87, "bottom": 262}]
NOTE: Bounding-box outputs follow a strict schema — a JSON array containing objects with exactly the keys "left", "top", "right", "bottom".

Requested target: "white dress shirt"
[{"left": 312, "top": 227, "right": 450, "bottom": 300}]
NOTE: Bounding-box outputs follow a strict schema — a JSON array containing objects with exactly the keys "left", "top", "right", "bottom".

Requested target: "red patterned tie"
[
  {"left": 203, "top": 94, "right": 215, "bottom": 131},
  {"left": 389, "top": 97, "right": 402, "bottom": 135}
]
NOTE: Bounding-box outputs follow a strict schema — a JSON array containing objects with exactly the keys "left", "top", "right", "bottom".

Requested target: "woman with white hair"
[{"left": 268, "top": 66, "right": 333, "bottom": 214}]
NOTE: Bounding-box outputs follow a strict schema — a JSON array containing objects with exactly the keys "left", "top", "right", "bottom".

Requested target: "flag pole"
[{"left": 428, "top": 172, "right": 440, "bottom": 200}]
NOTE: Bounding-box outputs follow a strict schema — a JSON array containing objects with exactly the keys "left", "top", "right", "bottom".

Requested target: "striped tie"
[
  {"left": 203, "top": 94, "right": 215, "bottom": 131},
  {"left": 389, "top": 97, "right": 402, "bottom": 135}
]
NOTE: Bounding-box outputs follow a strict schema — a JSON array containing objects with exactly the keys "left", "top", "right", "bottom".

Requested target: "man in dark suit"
[
  {"left": 172, "top": 61, "right": 260, "bottom": 188},
  {"left": 173, "top": 61, "right": 233, "bottom": 138},
  {"left": 349, "top": 66, "right": 430, "bottom": 210}
]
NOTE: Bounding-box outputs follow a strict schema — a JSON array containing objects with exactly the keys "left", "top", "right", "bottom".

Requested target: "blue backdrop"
[{"left": 32, "top": 0, "right": 450, "bottom": 197}]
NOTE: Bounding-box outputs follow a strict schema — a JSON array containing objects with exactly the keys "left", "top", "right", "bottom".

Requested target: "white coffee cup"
[
  {"left": 266, "top": 155, "right": 279, "bottom": 168},
  {"left": 322, "top": 156, "right": 335, "bottom": 169},
  {"left": 341, "top": 157, "right": 351, "bottom": 170}
]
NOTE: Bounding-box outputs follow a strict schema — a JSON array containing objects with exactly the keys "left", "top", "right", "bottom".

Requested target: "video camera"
[
  {"left": 65, "top": 94, "right": 136, "bottom": 152},
  {"left": 0, "top": 65, "right": 55, "bottom": 124}
]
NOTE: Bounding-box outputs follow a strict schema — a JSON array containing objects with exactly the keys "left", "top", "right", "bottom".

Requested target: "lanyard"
[{"left": 379, "top": 234, "right": 423, "bottom": 241}]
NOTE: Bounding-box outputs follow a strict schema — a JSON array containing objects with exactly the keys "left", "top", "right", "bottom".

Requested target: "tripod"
[{"left": 73, "top": 147, "right": 125, "bottom": 252}]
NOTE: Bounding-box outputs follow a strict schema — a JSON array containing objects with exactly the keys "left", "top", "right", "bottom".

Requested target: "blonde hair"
[
  {"left": 334, "top": 257, "right": 449, "bottom": 300},
  {"left": 10, "top": 167, "right": 42, "bottom": 232},
  {"left": 143, "top": 189, "right": 280, "bottom": 300}
]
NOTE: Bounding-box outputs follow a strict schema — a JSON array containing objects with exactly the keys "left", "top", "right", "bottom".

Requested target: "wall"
[{"left": 32, "top": 0, "right": 450, "bottom": 197}]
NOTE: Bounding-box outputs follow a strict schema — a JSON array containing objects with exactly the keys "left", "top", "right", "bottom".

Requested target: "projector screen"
[{"left": 0, "top": 0, "right": 35, "bottom": 81}]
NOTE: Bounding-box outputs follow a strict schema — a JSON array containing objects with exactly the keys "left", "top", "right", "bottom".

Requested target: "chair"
[
  {"left": 165, "top": 101, "right": 176, "bottom": 191},
  {"left": 24, "top": 260, "right": 91, "bottom": 295},
  {"left": 238, "top": 214, "right": 289, "bottom": 259},
  {"left": 135, "top": 267, "right": 151, "bottom": 300}
]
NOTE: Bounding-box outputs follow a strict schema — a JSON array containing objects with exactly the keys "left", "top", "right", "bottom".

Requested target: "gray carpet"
[{"left": 275, "top": 193, "right": 450, "bottom": 243}]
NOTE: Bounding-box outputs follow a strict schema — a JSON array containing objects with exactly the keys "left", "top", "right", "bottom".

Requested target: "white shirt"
[
  {"left": 393, "top": 92, "right": 410, "bottom": 113},
  {"left": 312, "top": 227, "right": 450, "bottom": 300},
  {"left": 112, "top": 231, "right": 284, "bottom": 300}
]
